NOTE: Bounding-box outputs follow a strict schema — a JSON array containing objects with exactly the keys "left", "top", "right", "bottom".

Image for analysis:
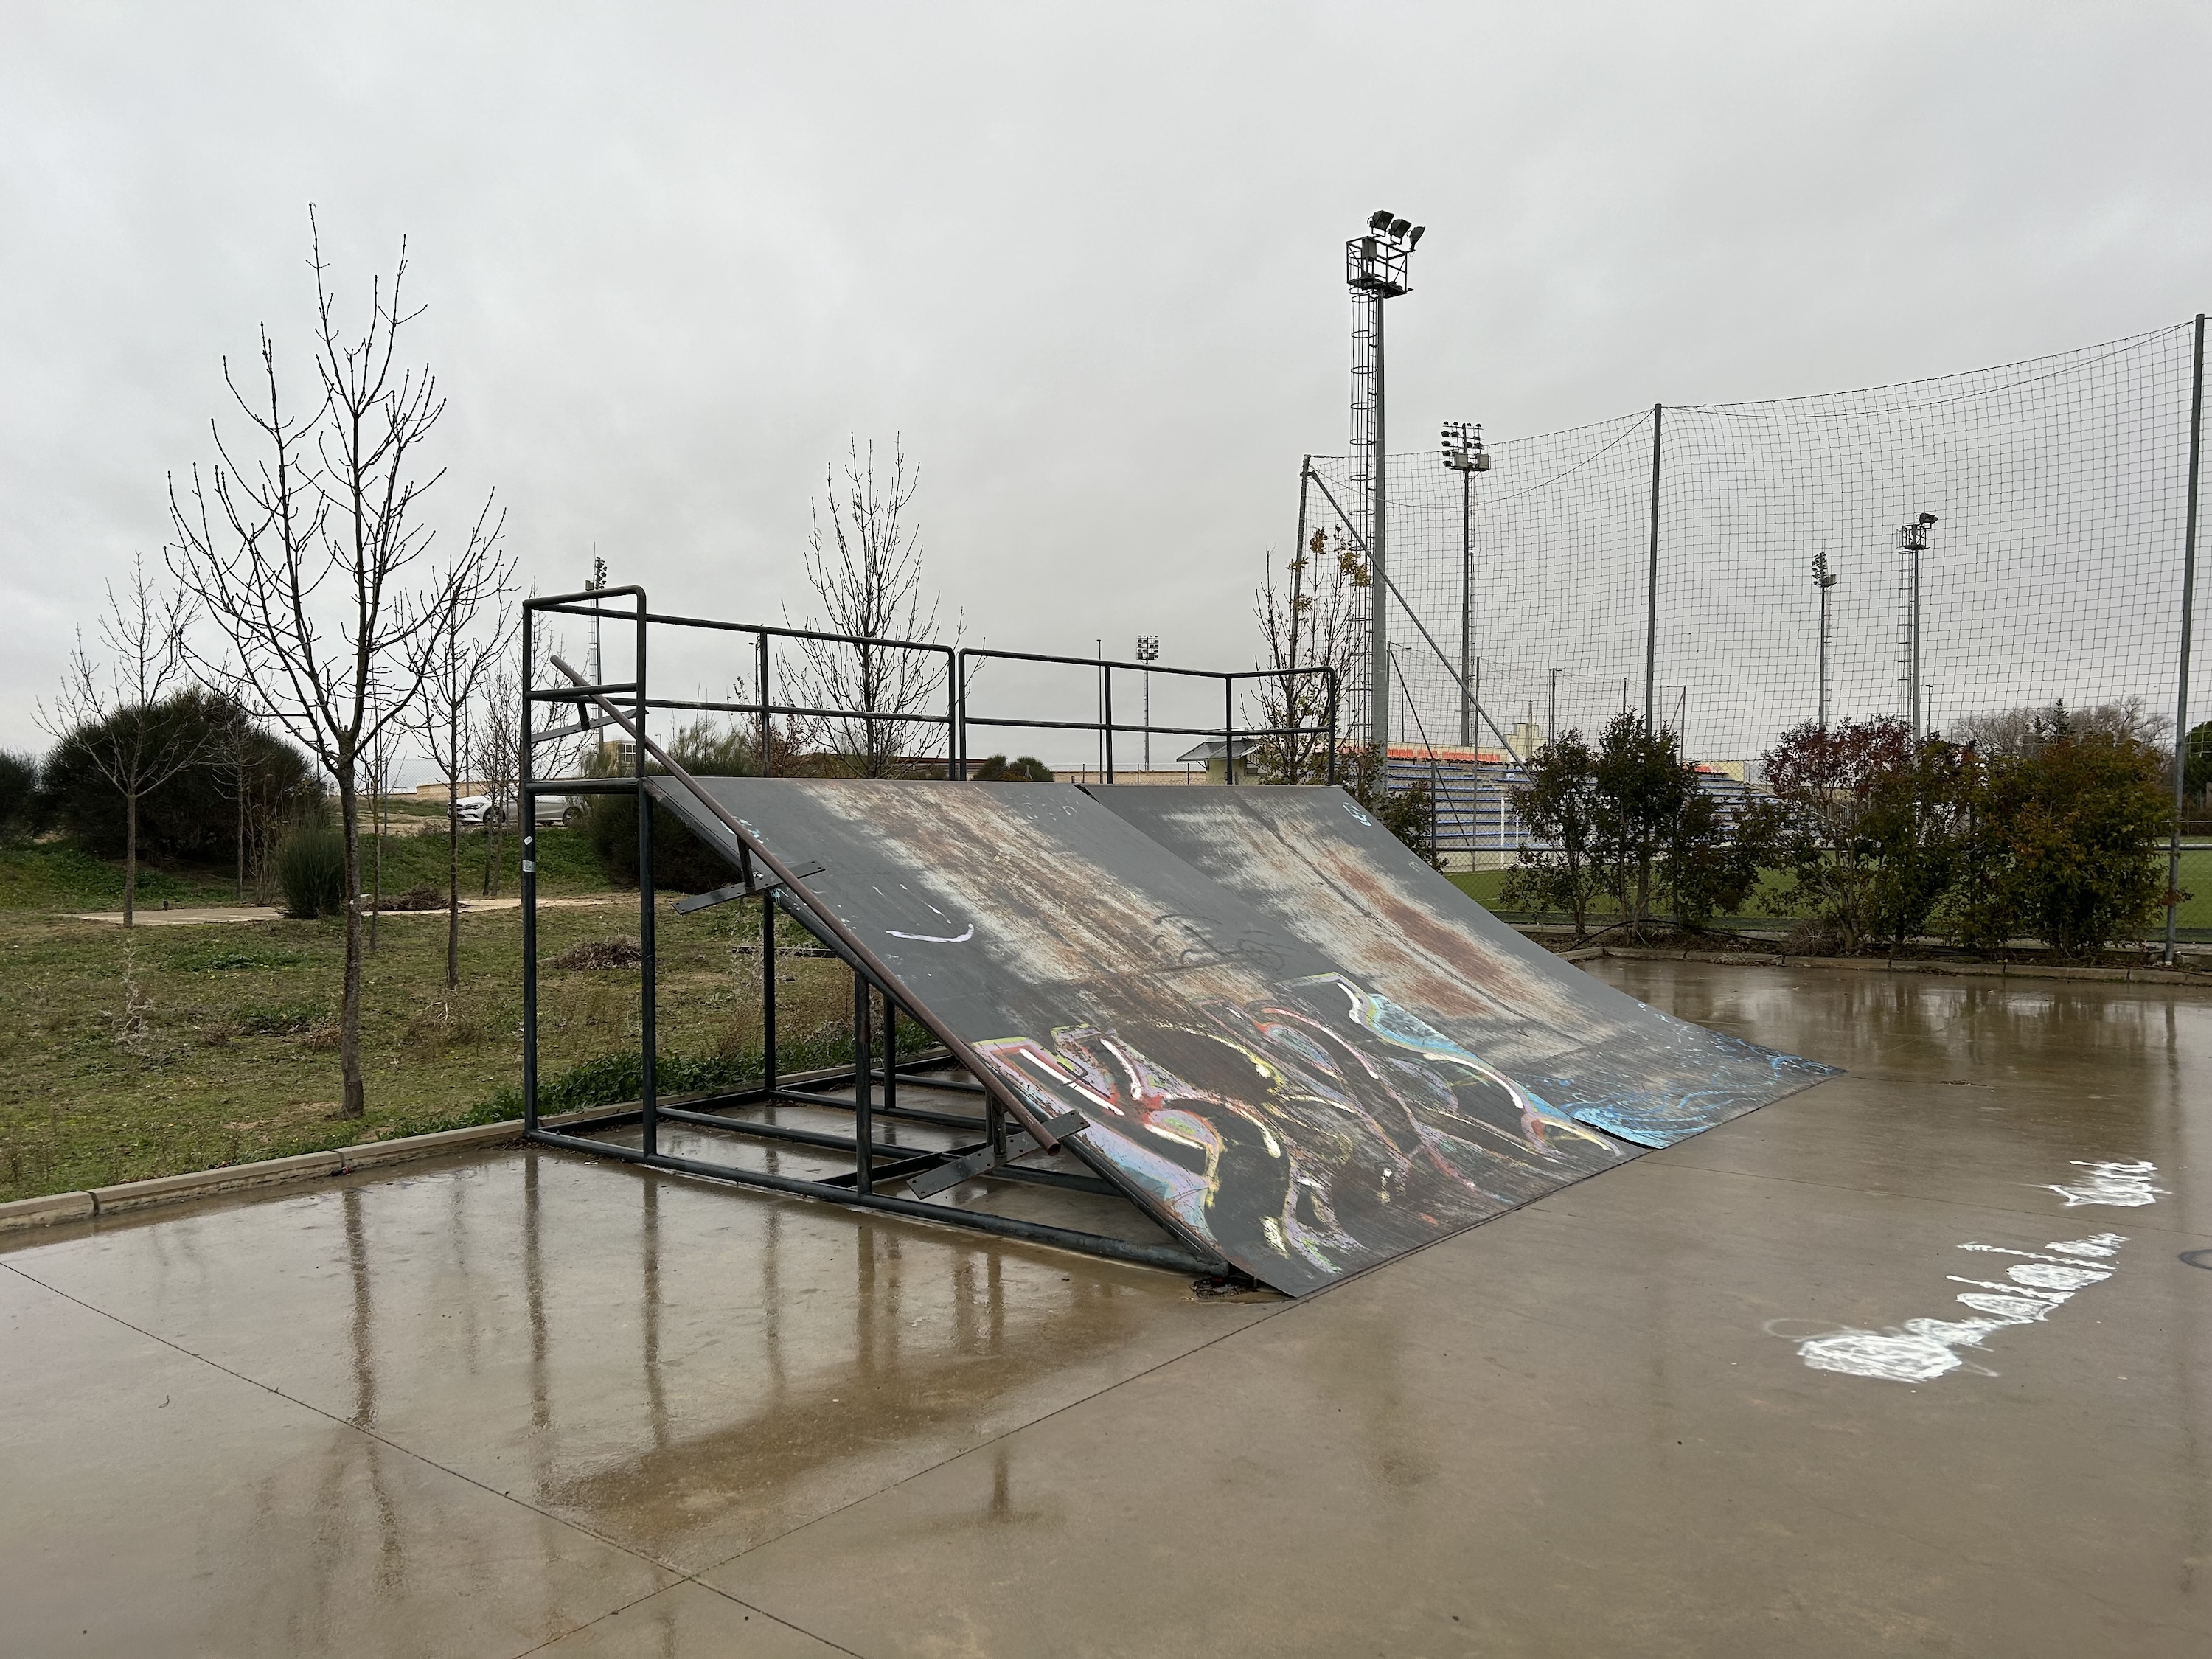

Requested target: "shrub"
[
  {"left": 275, "top": 822, "right": 348, "bottom": 919},
  {"left": 1759, "top": 718, "right": 1974, "bottom": 954},
  {"left": 0, "top": 750, "right": 41, "bottom": 840},
  {"left": 41, "top": 687, "right": 318, "bottom": 862},
  {"left": 1950, "top": 724, "right": 2173, "bottom": 957},
  {"left": 970, "top": 754, "right": 1056, "bottom": 781},
  {"left": 584, "top": 720, "right": 753, "bottom": 892},
  {"left": 1575, "top": 717, "right": 1690, "bottom": 938},
  {"left": 1502, "top": 732, "right": 1603, "bottom": 939},
  {"left": 1509, "top": 717, "right": 1768, "bottom": 939},
  {"left": 1664, "top": 784, "right": 1767, "bottom": 933},
  {"left": 1341, "top": 745, "right": 1437, "bottom": 867}
]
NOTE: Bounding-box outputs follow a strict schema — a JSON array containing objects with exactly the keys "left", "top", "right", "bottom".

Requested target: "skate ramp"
[
  {"left": 1085, "top": 785, "right": 1840, "bottom": 1147},
  {"left": 647, "top": 777, "right": 1835, "bottom": 1294}
]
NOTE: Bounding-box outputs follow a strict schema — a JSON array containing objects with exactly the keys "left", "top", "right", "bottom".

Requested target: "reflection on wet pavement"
[{"left": 6, "top": 963, "right": 2211, "bottom": 1655}]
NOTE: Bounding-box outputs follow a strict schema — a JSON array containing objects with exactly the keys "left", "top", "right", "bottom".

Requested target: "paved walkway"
[
  {"left": 4, "top": 961, "right": 2208, "bottom": 1655},
  {"left": 63, "top": 895, "right": 620, "bottom": 925}
]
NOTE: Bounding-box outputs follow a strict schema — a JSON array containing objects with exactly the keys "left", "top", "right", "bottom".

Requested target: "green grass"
[
  {"left": 1447, "top": 849, "right": 2212, "bottom": 934},
  {"left": 0, "top": 820, "right": 607, "bottom": 913},
  {"left": 0, "top": 870, "right": 879, "bottom": 1203},
  {"left": 0, "top": 843, "right": 240, "bottom": 911}
]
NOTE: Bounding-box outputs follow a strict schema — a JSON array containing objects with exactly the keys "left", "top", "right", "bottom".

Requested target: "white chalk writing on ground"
[
  {"left": 2048, "top": 1159, "right": 2165, "bottom": 1207},
  {"left": 1773, "top": 1158, "right": 2153, "bottom": 1383}
]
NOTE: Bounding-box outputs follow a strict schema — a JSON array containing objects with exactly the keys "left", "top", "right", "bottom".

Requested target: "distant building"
[{"left": 1174, "top": 737, "right": 1259, "bottom": 785}]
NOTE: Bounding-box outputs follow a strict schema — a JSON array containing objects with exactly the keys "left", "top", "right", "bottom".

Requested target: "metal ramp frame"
[{"left": 514, "top": 585, "right": 1335, "bottom": 1281}]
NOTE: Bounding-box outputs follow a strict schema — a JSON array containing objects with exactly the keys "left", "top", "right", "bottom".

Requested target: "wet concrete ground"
[{"left": 4, "top": 961, "right": 2210, "bottom": 1656}]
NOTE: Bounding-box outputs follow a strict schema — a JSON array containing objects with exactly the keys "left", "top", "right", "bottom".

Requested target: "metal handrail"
[{"left": 956, "top": 645, "right": 1338, "bottom": 785}]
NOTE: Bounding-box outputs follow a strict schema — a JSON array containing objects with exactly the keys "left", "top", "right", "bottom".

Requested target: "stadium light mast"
[
  {"left": 1898, "top": 513, "right": 1938, "bottom": 738},
  {"left": 1441, "top": 420, "right": 1490, "bottom": 746},
  {"left": 1348, "top": 209, "right": 1422, "bottom": 754},
  {"left": 1810, "top": 549, "right": 1837, "bottom": 729},
  {"left": 1135, "top": 634, "right": 1160, "bottom": 768}
]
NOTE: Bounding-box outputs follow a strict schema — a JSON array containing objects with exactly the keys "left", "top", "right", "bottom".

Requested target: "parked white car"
[{"left": 453, "top": 794, "right": 584, "bottom": 827}]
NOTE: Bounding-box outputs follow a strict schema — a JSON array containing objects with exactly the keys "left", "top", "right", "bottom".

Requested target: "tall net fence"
[{"left": 1305, "top": 319, "right": 2206, "bottom": 801}]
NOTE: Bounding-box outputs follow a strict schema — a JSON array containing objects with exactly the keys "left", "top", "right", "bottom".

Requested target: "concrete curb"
[
  {"left": 0, "top": 1054, "right": 959, "bottom": 1237},
  {"left": 0, "top": 1117, "right": 537, "bottom": 1236},
  {"left": 1562, "top": 942, "right": 2212, "bottom": 987}
]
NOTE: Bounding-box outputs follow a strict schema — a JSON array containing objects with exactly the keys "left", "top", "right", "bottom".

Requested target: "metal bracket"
[
  {"left": 673, "top": 860, "right": 825, "bottom": 916},
  {"left": 905, "top": 1112, "right": 1088, "bottom": 1199},
  {"left": 532, "top": 712, "right": 625, "bottom": 745}
]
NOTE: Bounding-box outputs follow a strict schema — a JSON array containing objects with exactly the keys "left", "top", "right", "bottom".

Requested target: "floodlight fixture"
[
  {"left": 1388, "top": 217, "right": 1412, "bottom": 239},
  {"left": 1811, "top": 550, "right": 1837, "bottom": 589},
  {"left": 1369, "top": 208, "right": 1394, "bottom": 232},
  {"left": 1407, "top": 226, "right": 1425, "bottom": 248},
  {"left": 1919, "top": 512, "right": 1939, "bottom": 526},
  {"left": 1439, "top": 420, "right": 1489, "bottom": 473}
]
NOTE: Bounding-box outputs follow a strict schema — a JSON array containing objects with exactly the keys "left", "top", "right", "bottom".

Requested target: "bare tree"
[
  {"left": 203, "top": 684, "right": 257, "bottom": 905},
  {"left": 783, "top": 437, "right": 953, "bottom": 776},
  {"left": 1252, "top": 526, "right": 1366, "bottom": 783},
  {"left": 411, "top": 543, "right": 515, "bottom": 984},
  {"left": 37, "top": 556, "right": 206, "bottom": 925},
  {"left": 472, "top": 613, "right": 556, "bottom": 897},
  {"left": 1952, "top": 695, "right": 2171, "bottom": 758},
  {"left": 472, "top": 667, "right": 519, "bottom": 897},
  {"left": 167, "top": 212, "right": 493, "bottom": 1120}
]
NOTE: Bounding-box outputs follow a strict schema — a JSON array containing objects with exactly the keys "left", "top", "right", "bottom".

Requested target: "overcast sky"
[{"left": 4, "top": 1, "right": 2207, "bottom": 773}]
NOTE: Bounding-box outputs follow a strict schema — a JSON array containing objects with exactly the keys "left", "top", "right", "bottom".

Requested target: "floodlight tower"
[
  {"left": 1441, "top": 420, "right": 1490, "bottom": 745},
  {"left": 1810, "top": 550, "right": 1837, "bottom": 729},
  {"left": 1135, "top": 634, "right": 1161, "bottom": 768},
  {"left": 1347, "top": 209, "right": 1422, "bottom": 753},
  {"left": 587, "top": 552, "right": 608, "bottom": 689},
  {"left": 1897, "top": 513, "right": 1938, "bottom": 738}
]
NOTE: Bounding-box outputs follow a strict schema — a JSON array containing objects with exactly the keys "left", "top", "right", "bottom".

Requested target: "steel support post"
[
  {"left": 852, "top": 969, "right": 872, "bottom": 1192},
  {"left": 1223, "top": 678, "right": 1237, "bottom": 785},
  {"left": 521, "top": 602, "right": 539, "bottom": 1135},
  {"left": 1459, "top": 465, "right": 1472, "bottom": 748},
  {"left": 2168, "top": 313, "right": 2205, "bottom": 964},
  {"left": 756, "top": 629, "right": 771, "bottom": 777},
  {"left": 1644, "top": 403, "right": 1663, "bottom": 731},
  {"left": 1818, "top": 577, "right": 1832, "bottom": 729},
  {"left": 1368, "top": 296, "right": 1391, "bottom": 754},
  {"left": 636, "top": 597, "right": 657, "bottom": 1158},
  {"left": 1909, "top": 546, "right": 1924, "bottom": 740},
  {"left": 872, "top": 987, "right": 889, "bottom": 1119},
  {"left": 762, "top": 889, "right": 779, "bottom": 1092}
]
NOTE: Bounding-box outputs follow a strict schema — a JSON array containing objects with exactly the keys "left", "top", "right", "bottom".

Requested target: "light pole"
[
  {"left": 1810, "top": 549, "right": 1837, "bottom": 729},
  {"left": 1135, "top": 634, "right": 1160, "bottom": 769},
  {"left": 1898, "top": 513, "right": 1938, "bottom": 738},
  {"left": 1440, "top": 420, "right": 1489, "bottom": 748},
  {"left": 1347, "top": 209, "right": 1422, "bottom": 754}
]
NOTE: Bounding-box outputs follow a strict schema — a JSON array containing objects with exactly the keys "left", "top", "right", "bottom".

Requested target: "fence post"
[
  {"left": 757, "top": 630, "right": 771, "bottom": 778},
  {"left": 636, "top": 595, "right": 657, "bottom": 1159},
  {"left": 1644, "top": 402, "right": 1663, "bottom": 731},
  {"left": 521, "top": 602, "right": 538, "bottom": 1135},
  {"left": 2168, "top": 314, "right": 2205, "bottom": 965}
]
